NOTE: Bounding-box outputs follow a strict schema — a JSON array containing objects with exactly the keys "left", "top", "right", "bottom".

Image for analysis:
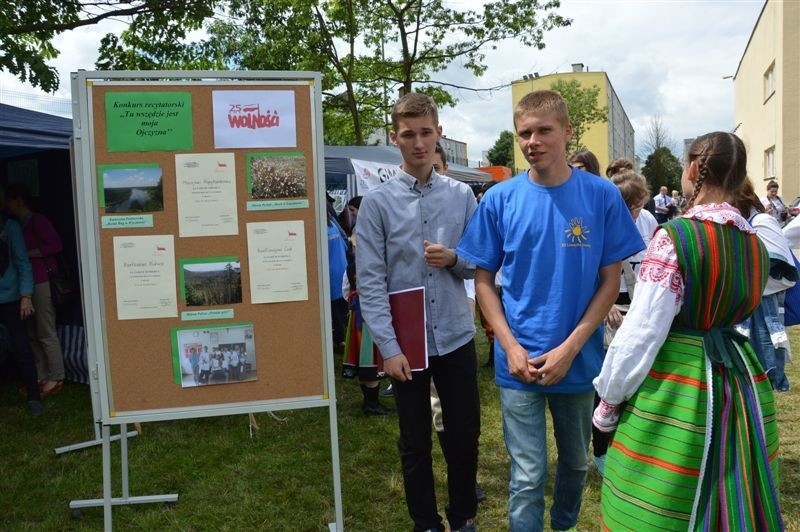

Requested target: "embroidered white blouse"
[{"left": 593, "top": 203, "right": 757, "bottom": 405}]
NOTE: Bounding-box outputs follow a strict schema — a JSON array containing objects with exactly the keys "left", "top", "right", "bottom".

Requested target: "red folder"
[{"left": 377, "top": 286, "right": 428, "bottom": 372}]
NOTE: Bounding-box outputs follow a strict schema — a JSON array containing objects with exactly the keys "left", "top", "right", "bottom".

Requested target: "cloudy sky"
[
  {"left": 438, "top": 0, "right": 765, "bottom": 163},
  {"left": 0, "top": 0, "right": 765, "bottom": 165}
]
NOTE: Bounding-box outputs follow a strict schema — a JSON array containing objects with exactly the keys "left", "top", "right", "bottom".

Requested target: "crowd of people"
[
  {"left": 5, "top": 87, "right": 791, "bottom": 529},
  {"left": 327, "top": 90, "right": 791, "bottom": 531},
  {"left": 0, "top": 183, "right": 66, "bottom": 416}
]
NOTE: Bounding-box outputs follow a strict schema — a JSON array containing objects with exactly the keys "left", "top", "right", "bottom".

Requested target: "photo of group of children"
[{"left": 173, "top": 323, "right": 256, "bottom": 388}]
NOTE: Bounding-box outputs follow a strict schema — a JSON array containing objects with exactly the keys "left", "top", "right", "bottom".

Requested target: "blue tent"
[
  {"left": 0, "top": 103, "right": 72, "bottom": 158},
  {"left": 0, "top": 104, "right": 85, "bottom": 382}
]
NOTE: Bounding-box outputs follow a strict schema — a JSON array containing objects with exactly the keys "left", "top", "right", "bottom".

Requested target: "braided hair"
[{"left": 685, "top": 132, "right": 747, "bottom": 208}]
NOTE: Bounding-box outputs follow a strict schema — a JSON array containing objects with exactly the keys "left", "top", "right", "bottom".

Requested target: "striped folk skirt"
[
  {"left": 600, "top": 330, "right": 782, "bottom": 531},
  {"left": 341, "top": 295, "right": 380, "bottom": 381}
]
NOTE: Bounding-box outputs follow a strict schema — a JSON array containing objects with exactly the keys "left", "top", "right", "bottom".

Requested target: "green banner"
[{"left": 105, "top": 92, "right": 193, "bottom": 152}]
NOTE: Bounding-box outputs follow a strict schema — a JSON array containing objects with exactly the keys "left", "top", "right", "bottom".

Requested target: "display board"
[{"left": 72, "top": 72, "right": 332, "bottom": 423}]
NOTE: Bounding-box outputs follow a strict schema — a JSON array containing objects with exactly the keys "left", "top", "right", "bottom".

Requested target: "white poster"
[
  {"left": 113, "top": 235, "right": 178, "bottom": 320},
  {"left": 212, "top": 90, "right": 297, "bottom": 149},
  {"left": 175, "top": 153, "right": 239, "bottom": 237},
  {"left": 350, "top": 158, "right": 400, "bottom": 193},
  {"left": 246, "top": 221, "right": 308, "bottom": 304}
]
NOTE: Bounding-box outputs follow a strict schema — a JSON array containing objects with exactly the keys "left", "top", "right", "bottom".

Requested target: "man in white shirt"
[{"left": 653, "top": 186, "right": 673, "bottom": 224}]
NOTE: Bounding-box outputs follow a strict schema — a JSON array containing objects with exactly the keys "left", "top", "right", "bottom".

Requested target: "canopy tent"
[
  {"left": 0, "top": 104, "right": 85, "bottom": 383},
  {"left": 324, "top": 145, "right": 490, "bottom": 195},
  {"left": 0, "top": 103, "right": 72, "bottom": 158}
]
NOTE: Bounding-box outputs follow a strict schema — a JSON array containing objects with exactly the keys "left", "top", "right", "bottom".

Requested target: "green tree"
[
  {"left": 549, "top": 78, "right": 607, "bottom": 155},
  {"left": 185, "top": 282, "right": 202, "bottom": 306},
  {"left": 96, "top": 0, "right": 570, "bottom": 145},
  {"left": 641, "top": 146, "right": 682, "bottom": 193},
  {"left": 0, "top": 0, "right": 215, "bottom": 92},
  {"left": 487, "top": 130, "right": 515, "bottom": 168}
]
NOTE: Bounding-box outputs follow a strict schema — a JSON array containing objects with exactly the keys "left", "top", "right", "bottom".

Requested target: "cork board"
[{"left": 86, "top": 80, "right": 327, "bottom": 418}]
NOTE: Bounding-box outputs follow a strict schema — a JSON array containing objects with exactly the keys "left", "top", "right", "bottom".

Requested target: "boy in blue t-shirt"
[{"left": 456, "top": 90, "right": 643, "bottom": 532}]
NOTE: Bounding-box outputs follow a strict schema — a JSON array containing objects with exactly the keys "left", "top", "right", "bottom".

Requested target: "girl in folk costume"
[
  {"left": 341, "top": 232, "right": 393, "bottom": 416},
  {"left": 592, "top": 132, "right": 783, "bottom": 530}
]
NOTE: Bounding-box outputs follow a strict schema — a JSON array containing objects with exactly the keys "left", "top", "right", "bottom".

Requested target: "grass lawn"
[{"left": 1, "top": 328, "right": 799, "bottom": 531}]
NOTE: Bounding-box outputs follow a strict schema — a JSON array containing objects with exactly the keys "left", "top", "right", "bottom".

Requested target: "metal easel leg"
[
  {"left": 69, "top": 424, "right": 179, "bottom": 524},
  {"left": 55, "top": 423, "right": 139, "bottom": 455},
  {"left": 103, "top": 424, "right": 112, "bottom": 531}
]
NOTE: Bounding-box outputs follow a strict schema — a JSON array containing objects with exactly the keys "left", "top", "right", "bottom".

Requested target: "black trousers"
[
  {"left": 331, "top": 297, "right": 349, "bottom": 346},
  {"left": 392, "top": 339, "right": 480, "bottom": 531},
  {"left": 0, "top": 300, "right": 40, "bottom": 401}
]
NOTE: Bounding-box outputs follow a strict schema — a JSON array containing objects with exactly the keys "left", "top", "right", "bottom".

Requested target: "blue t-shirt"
[
  {"left": 456, "top": 168, "right": 644, "bottom": 393},
  {"left": 327, "top": 221, "right": 348, "bottom": 302}
]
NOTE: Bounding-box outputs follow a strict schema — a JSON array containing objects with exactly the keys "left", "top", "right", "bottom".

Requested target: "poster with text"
[
  {"left": 246, "top": 221, "right": 308, "bottom": 304},
  {"left": 113, "top": 235, "right": 178, "bottom": 320},
  {"left": 351, "top": 158, "right": 400, "bottom": 194},
  {"left": 212, "top": 90, "right": 297, "bottom": 149},
  {"left": 175, "top": 153, "right": 239, "bottom": 237},
  {"left": 105, "top": 92, "right": 193, "bottom": 152}
]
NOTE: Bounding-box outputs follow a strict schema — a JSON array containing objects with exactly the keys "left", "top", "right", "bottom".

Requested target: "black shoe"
[
  {"left": 362, "top": 401, "right": 393, "bottom": 416},
  {"left": 475, "top": 483, "right": 486, "bottom": 503},
  {"left": 452, "top": 517, "right": 477, "bottom": 532},
  {"left": 379, "top": 384, "right": 394, "bottom": 397}
]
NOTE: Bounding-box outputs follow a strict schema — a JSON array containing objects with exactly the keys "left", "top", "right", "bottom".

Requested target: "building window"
[
  {"left": 765, "top": 146, "right": 776, "bottom": 179},
  {"left": 764, "top": 62, "right": 775, "bottom": 101}
]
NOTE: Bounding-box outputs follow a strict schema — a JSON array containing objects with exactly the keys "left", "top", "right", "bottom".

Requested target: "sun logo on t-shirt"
[{"left": 565, "top": 217, "right": 590, "bottom": 244}]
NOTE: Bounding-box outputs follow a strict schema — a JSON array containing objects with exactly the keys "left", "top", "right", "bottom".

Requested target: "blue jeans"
[
  {"left": 750, "top": 293, "right": 790, "bottom": 391},
  {"left": 500, "top": 387, "right": 593, "bottom": 532}
]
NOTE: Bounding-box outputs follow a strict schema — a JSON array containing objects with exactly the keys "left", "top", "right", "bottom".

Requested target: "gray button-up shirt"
[{"left": 355, "top": 168, "right": 476, "bottom": 360}]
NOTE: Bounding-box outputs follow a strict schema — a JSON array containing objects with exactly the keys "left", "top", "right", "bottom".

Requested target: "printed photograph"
[
  {"left": 247, "top": 152, "right": 307, "bottom": 200},
  {"left": 99, "top": 164, "right": 164, "bottom": 213},
  {"left": 181, "top": 258, "right": 242, "bottom": 307},
  {"left": 173, "top": 323, "right": 256, "bottom": 388}
]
